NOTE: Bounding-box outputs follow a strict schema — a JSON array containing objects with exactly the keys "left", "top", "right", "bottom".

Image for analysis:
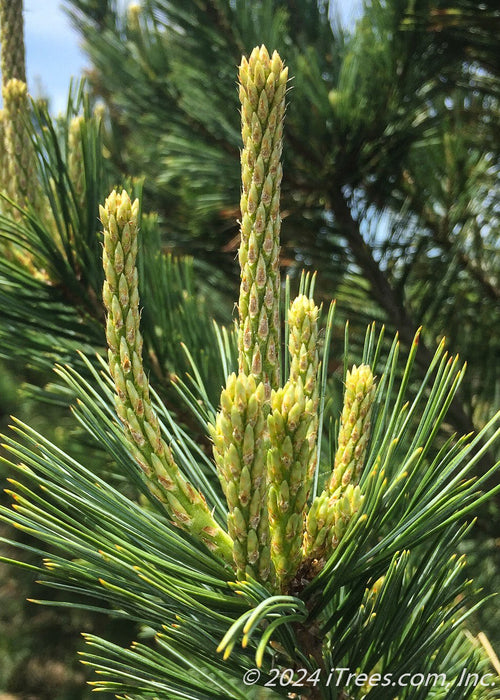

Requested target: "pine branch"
[
  {"left": 401, "top": 171, "right": 500, "bottom": 303},
  {"left": 1, "top": 25, "right": 499, "bottom": 698},
  {"left": 328, "top": 183, "right": 485, "bottom": 443},
  {"left": 101, "top": 189, "right": 233, "bottom": 560}
]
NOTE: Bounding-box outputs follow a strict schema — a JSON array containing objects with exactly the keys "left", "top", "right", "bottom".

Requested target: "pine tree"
[
  {"left": 63, "top": 0, "right": 500, "bottom": 648},
  {"left": 1, "top": 38, "right": 499, "bottom": 699}
]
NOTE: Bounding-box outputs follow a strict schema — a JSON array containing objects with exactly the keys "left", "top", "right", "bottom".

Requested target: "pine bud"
[
  {"left": 237, "top": 46, "right": 288, "bottom": 396},
  {"left": 0, "top": 110, "right": 6, "bottom": 196},
  {"left": 101, "top": 189, "right": 232, "bottom": 561},
  {"left": 0, "top": 0, "right": 26, "bottom": 85},
  {"left": 210, "top": 372, "right": 271, "bottom": 581},
  {"left": 303, "top": 365, "right": 375, "bottom": 565},
  {"left": 267, "top": 376, "right": 318, "bottom": 589},
  {"left": 67, "top": 115, "right": 86, "bottom": 217},
  {"left": 303, "top": 484, "right": 363, "bottom": 561},
  {"left": 328, "top": 364, "right": 376, "bottom": 492},
  {"left": 127, "top": 4, "right": 141, "bottom": 32},
  {"left": 288, "top": 295, "right": 320, "bottom": 407},
  {"left": 2, "top": 79, "right": 37, "bottom": 213}
]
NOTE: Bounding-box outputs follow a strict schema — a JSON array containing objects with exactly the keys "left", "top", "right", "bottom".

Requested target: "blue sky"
[
  {"left": 22, "top": 0, "right": 363, "bottom": 114},
  {"left": 24, "top": 0, "right": 88, "bottom": 112}
]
